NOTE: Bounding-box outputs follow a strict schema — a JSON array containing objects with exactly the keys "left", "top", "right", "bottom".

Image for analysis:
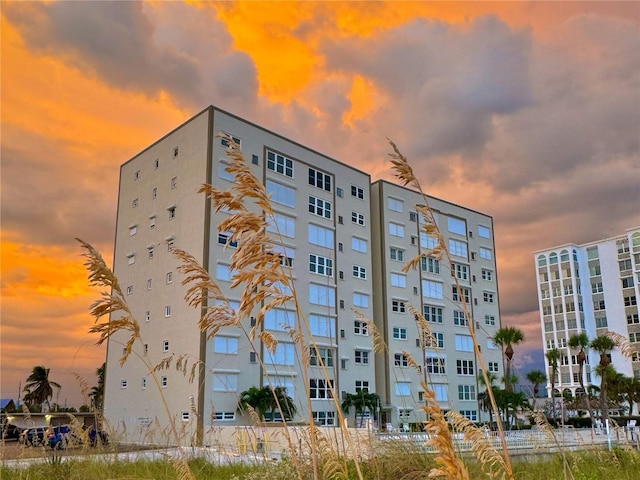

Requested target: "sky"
[{"left": 1, "top": 1, "right": 639, "bottom": 406}]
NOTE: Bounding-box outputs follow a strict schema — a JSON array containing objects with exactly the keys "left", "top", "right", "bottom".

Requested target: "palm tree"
[
  {"left": 493, "top": 327, "right": 524, "bottom": 392},
  {"left": 568, "top": 333, "right": 594, "bottom": 422},
  {"left": 341, "top": 391, "right": 380, "bottom": 428},
  {"left": 478, "top": 372, "right": 498, "bottom": 428},
  {"left": 237, "top": 385, "right": 297, "bottom": 422},
  {"left": 526, "top": 370, "right": 547, "bottom": 398},
  {"left": 22, "top": 366, "right": 60, "bottom": 412},
  {"left": 90, "top": 362, "right": 106, "bottom": 412},
  {"left": 545, "top": 348, "right": 560, "bottom": 422},
  {"left": 590, "top": 335, "right": 616, "bottom": 424}
]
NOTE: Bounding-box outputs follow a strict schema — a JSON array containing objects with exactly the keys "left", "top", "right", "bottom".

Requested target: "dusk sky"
[{"left": 2, "top": 2, "right": 639, "bottom": 406}]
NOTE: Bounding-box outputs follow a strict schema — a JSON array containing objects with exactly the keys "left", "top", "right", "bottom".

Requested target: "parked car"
[
  {"left": 19, "top": 427, "right": 47, "bottom": 446},
  {"left": 88, "top": 426, "right": 108, "bottom": 446},
  {"left": 1, "top": 422, "right": 20, "bottom": 441},
  {"left": 47, "top": 425, "right": 78, "bottom": 449}
]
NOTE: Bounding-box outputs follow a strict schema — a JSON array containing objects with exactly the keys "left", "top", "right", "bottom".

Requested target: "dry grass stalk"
[
  {"left": 447, "top": 411, "right": 509, "bottom": 480},
  {"left": 604, "top": 330, "right": 633, "bottom": 359},
  {"left": 419, "top": 381, "right": 470, "bottom": 480},
  {"left": 388, "top": 140, "right": 515, "bottom": 480}
]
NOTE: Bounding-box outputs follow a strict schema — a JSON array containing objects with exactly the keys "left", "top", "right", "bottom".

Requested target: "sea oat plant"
[
  {"left": 174, "top": 134, "right": 365, "bottom": 480},
  {"left": 387, "top": 139, "right": 515, "bottom": 480}
]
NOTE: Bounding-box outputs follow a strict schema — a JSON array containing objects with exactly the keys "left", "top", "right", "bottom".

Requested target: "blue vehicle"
[
  {"left": 19, "top": 427, "right": 47, "bottom": 446},
  {"left": 47, "top": 425, "right": 73, "bottom": 449},
  {"left": 88, "top": 426, "right": 108, "bottom": 446}
]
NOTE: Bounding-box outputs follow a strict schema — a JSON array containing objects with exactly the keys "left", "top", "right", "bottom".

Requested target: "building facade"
[
  {"left": 104, "top": 106, "right": 503, "bottom": 441},
  {"left": 535, "top": 228, "right": 640, "bottom": 398}
]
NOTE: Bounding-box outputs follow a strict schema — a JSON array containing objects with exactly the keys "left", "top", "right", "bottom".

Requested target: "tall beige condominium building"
[
  {"left": 105, "top": 106, "right": 503, "bottom": 441},
  {"left": 535, "top": 228, "right": 640, "bottom": 398},
  {"left": 371, "top": 181, "right": 503, "bottom": 426}
]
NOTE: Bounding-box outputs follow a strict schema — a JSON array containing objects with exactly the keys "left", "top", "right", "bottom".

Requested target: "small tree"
[
  {"left": 237, "top": 385, "right": 296, "bottom": 422},
  {"left": 568, "top": 333, "right": 594, "bottom": 422},
  {"left": 90, "top": 362, "right": 106, "bottom": 412},
  {"left": 493, "top": 327, "right": 524, "bottom": 392},
  {"left": 545, "top": 348, "right": 560, "bottom": 422},
  {"left": 526, "top": 370, "right": 547, "bottom": 398},
  {"left": 23, "top": 366, "right": 60, "bottom": 412},
  {"left": 590, "top": 335, "right": 616, "bottom": 424},
  {"left": 341, "top": 391, "right": 380, "bottom": 428}
]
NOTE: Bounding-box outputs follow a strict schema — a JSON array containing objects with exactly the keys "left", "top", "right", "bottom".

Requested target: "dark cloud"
[{"left": 3, "top": 2, "right": 258, "bottom": 109}]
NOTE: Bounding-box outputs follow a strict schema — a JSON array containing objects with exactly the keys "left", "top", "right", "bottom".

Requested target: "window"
[
  {"left": 154, "top": 159, "right": 159, "bottom": 169},
  {"left": 395, "top": 382, "right": 411, "bottom": 396},
  {"left": 449, "top": 240, "right": 468, "bottom": 258},
  {"left": 309, "top": 314, "right": 335, "bottom": 337},
  {"left": 622, "top": 277, "right": 635, "bottom": 289},
  {"left": 423, "top": 257, "right": 441, "bottom": 274},
  {"left": 625, "top": 296, "right": 638, "bottom": 306},
  {"left": 488, "top": 362, "right": 499, "bottom": 373},
  {"left": 127, "top": 253, "right": 136, "bottom": 265},
  {"left": 479, "top": 247, "right": 492, "bottom": 260},
  {"left": 390, "top": 247, "right": 405, "bottom": 261},
  {"left": 351, "top": 185, "right": 364, "bottom": 199},
  {"left": 266, "top": 181, "right": 295, "bottom": 207},
  {"left": 126, "top": 285, "right": 133, "bottom": 295},
  {"left": 354, "top": 320, "right": 368, "bottom": 335},
  {"left": 353, "top": 292, "right": 369, "bottom": 308},
  {"left": 450, "top": 262, "right": 467, "bottom": 279},
  {"left": 426, "top": 332, "right": 444, "bottom": 348},
  {"left": 453, "top": 310, "right": 468, "bottom": 327},
  {"left": 620, "top": 259, "right": 632, "bottom": 272},
  {"left": 336, "top": 187, "right": 343, "bottom": 197},
  {"left": 310, "top": 347, "right": 334, "bottom": 367},
  {"left": 213, "top": 412, "right": 236, "bottom": 421},
  {"left": 151, "top": 187, "right": 157, "bottom": 199},
  {"left": 455, "top": 335, "right": 474, "bottom": 352},
  {"left": 452, "top": 286, "right": 471, "bottom": 303},
  {"left": 628, "top": 314, "right": 640, "bottom": 325},
  {"left": 129, "top": 225, "right": 138, "bottom": 236},
  {"left": 389, "top": 223, "right": 405, "bottom": 237},
  {"left": 594, "top": 299, "right": 606, "bottom": 311},
  {"left": 590, "top": 265, "right": 602, "bottom": 276},
  {"left": 309, "top": 168, "right": 331, "bottom": 191},
  {"left": 265, "top": 309, "right": 296, "bottom": 332},
  {"left": 164, "top": 305, "right": 171, "bottom": 317},
  {"left": 351, "top": 237, "right": 367, "bottom": 253},
  {"left": 309, "top": 196, "right": 331, "bottom": 219},
  {"left": 458, "top": 385, "right": 476, "bottom": 401},
  {"left": 216, "top": 264, "right": 232, "bottom": 282},
  {"left": 218, "top": 232, "right": 238, "bottom": 248},
  {"left": 564, "top": 284, "right": 573, "bottom": 295},
  {"left": 132, "top": 198, "right": 139, "bottom": 208},
  {"left": 313, "top": 411, "right": 336, "bottom": 426},
  {"left": 142, "top": 377, "right": 147, "bottom": 389},
  {"left": 160, "top": 376, "right": 169, "bottom": 388},
  {"left": 218, "top": 161, "right": 235, "bottom": 181},
  {"left": 387, "top": 197, "right": 403, "bottom": 212},
  {"left": 351, "top": 211, "right": 365, "bottom": 226},
  {"left": 309, "top": 254, "right": 333, "bottom": 277},
  {"left": 149, "top": 215, "right": 156, "bottom": 228},
  {"left": 478, "top": 225, "right": 491, "bottom": 239},
  {"left": 264, "top": 343, "right": 295, "bottom": 365},
  {"left": 630, "top": 332, "right": 640, "bottom": 344},
  {"left": 422, "top": 280, "right": 443, "bottom": 299},
  {"left": 420, "top": 233, "right": 438, "bottom": 249},
  {"left": 213, "top": 373, "right": 238, "bottom": 392},
  {"left": 461, "top": 410, "right": 478, "bottom": 422},
  {"left": 392, "top": 300, "right": 406, "bottom": 313},
  {"left": 447, "top": 217, "right": 466, "bottom": 236},
  {"left": 409, "top": 211, "right": 418, "bottom": 222},
  {"left": 310, "top": 284, "right": 336, "bottom": 307},
  {"left": 267, "top": 212, "right": 296, "bottom": 238},
  {"left": 170, "top": 177, "right": 177, "bottom": 189},
  {"left": 481, "top": 269, "right": 493, "bottom": 281},
  {"left": 483, "top": 292, "right": 495, "bottom": 304},
  {"left": 426, "top": 356, "right": 446, "bottom": 374},
  {"left": 424, "top": 305, "right": 443, "bottom": 323},
  {"left": 214, "top": 336, "right": 239, "bottom": 354},
  {"left": 485, "top": 315, "right": 496, "bottom": 326},
  {"left": 456, "top": 359, "right": 475, "bottom": 375},
  {"left": 354, "top": 350, "right": 369, "bottom": 364},
  {"left": 220, "top": 134, "right": 241, "bottom": 147},
  {"left": 120, "top": 380, "right": 127, "bottom": 389},
  {"left": 267, "top": 150, "right": 293, "bottom": 177},
  {"left": 591, "top": 282, "right": 604, "bottom": 293},
  {"left": 146, "top": 278, "right": 152, "bottom": 290},
  {"left": 393, "top": 327, "right": 407, "bottom": 340},
  {"left": 308, "top": 224, "right": 334, "bottom": 248},
  {"left": 168, "top": 206, "right": 176, "bottom": 219},
  {"left": 391, "top": 273, "right": 406, "bottom": 288},
  {"left": 353, "top": 265, "right": 366, "bottom": 279},
  {"left": 163, "top": 340, "right": 170, "bottom": 352},
  {"left": 145, "top": 311, "right": 150, "bottom": 322},
  {"left": 309, "top": 378, "right": 334, "bottom": 399},
  {"left": 394, "top": 354, "right": 409, "bottom": 367},
  {"left": 433, "top": 384, "right": 448, "bottom": 401},
  {"left": 355, "top": 380, "right": 369, "bottom": 393}
]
